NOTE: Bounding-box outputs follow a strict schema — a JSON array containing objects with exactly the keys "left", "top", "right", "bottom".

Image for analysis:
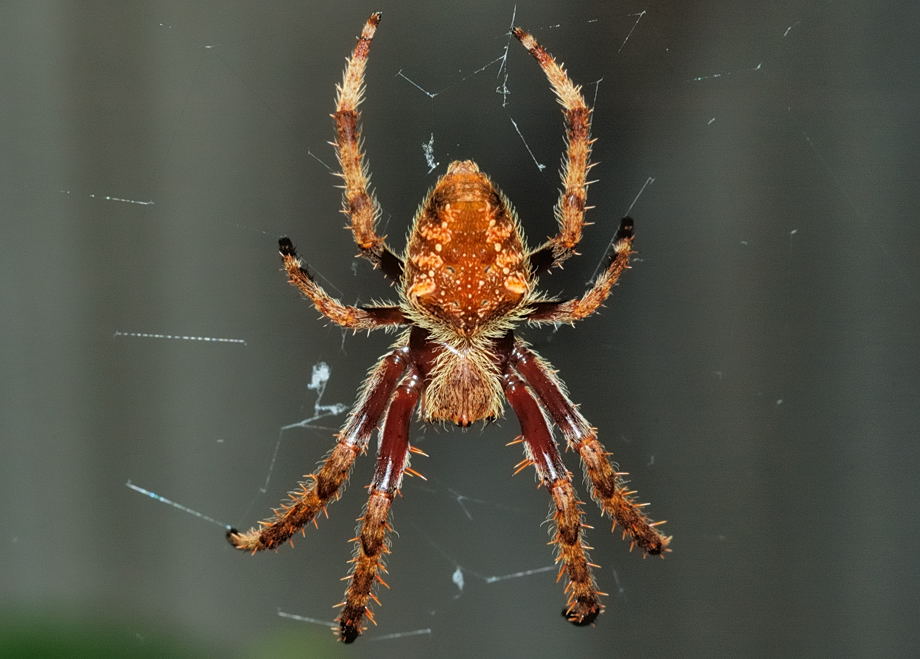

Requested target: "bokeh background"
[{"left": 3, "top": 1, "right": 919, "bottom": 657}]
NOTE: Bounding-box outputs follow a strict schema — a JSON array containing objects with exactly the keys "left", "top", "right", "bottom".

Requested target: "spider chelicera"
[{"left": 227, "top": 12, "right": 671, "bottom": 643}]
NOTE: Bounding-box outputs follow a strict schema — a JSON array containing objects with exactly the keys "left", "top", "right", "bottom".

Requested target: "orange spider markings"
[
  {"left": 405, "top": 160, "right": 530, "bottom": 335},
  {"left": 407, "top": 278, "right": 436, "bottom": 300}
]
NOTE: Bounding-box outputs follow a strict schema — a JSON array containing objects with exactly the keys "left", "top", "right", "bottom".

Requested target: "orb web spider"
[{"left": 227, "top": 12, "right": 671, "bottom": 643}]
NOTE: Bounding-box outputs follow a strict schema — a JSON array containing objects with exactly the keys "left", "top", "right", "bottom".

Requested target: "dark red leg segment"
[
  {"left": 339, "top": 367, "right": 422, "bottom": 643},
  {"left": 503, "top": 372, "right": 603, "bottom": 626}
]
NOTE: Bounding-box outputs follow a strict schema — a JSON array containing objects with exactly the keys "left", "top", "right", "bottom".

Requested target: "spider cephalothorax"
[{"left": 228, "top": 13, "right": 671, "bottom": 643}]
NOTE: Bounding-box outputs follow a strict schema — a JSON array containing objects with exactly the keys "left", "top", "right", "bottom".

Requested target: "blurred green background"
[{"left": 2, "top": 1, "right": 919, "bottom": 657}]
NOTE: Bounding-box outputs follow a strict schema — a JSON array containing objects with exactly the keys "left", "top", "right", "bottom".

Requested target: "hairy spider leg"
[
  {"left": 509, "top": 342, "right": 670, "bottom": 556},
  {"left": 278, "top": 238, "right": 406, "bottom": 329},
  {"left": 338, "top": 366, "right": 422, "bottom": 643},
  {"left": 334, "top": 11, "right": 404, "bottom": 282},
  {"left": 525, "top": 218, "right": 635, "bottom": 324},
  {"left": 503, "top": 371, "right": 603, "bottom": 625},
  {"left": 227, "top": 347, "right": 411, "bottom": 552},
  {"left": 513, "top": 27, "right": 595, "bottom": 273}
]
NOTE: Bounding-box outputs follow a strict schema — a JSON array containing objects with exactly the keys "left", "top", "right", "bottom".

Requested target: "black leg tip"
[
  {"left": 562, "top": 599, "right": 601, "bottom": 627},
  {"left": 340, "top": 623, "right": 360, "bottom": 644},
  {"left": 278, "top": 237, "right": 295, "bottom": 256},
  {"left": 225, "top": 527, "right": 240, "bottom": 545},
  {"left": 528, "top": 246, "right": 555, "bottom": 275},
  {"left": 604, "top": 217, "right": 635, "bottom": 268},
  {"left": 647, "top": 545, "right": 663, "bottom": 556},
  {"left": 615, "top": 216, "right": 635, "bottom": 241},
  {"left": 562, "top": 607, "right": 600, "bottom": 627}
]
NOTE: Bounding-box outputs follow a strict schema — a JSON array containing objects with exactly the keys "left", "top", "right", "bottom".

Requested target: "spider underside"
[{"left": 227, "top": 12, "right": 671, "bottom": 643}]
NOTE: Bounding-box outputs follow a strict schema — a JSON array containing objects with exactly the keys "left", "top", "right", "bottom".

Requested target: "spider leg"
[
  {"left": 334, "top": 12, "right": 404, "bottom": 283},
  {"left": 503, "top": 371, "right": 603, "bottom": 626},
  {"left": 227, "top": 347, "right": 410, "bottom": 552},
  {"left": 525, "top": 218, "right": 634, "bottom": 324},
  {"left": 513, "top": 26, "right": 594, "bottom": 273},
  {"left": 509, "top": 341, "right": 671, "bottom": 556},
  {"left": 279, "top": 238, "right": 406, "bottom": 329},
  {"left": 338, "top": 366, "right": 422, "bottom": 643}
]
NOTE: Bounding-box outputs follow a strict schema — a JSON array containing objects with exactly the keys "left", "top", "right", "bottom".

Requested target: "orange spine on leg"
[
  {"left": 549, "top": 479, "right": 603, "bottom": 625},
  {"left": 335, "top": 12, "right": 383, "bottom": 253},
  {"left": 530, "top": 219, "right": 634, "bottom": 324},
  {"left": 576, "top": 433, "right": 670, "bottom": 555},
  {"left": 228, "top": 440, "right": 360, "bottom": 551},
  {"left": 338, "top": 491, "right": 393, "bottom": 643},
  {"left": 513, "top": 27, "right": 593, "bottom": 261},
  {"left": 279, "top": 241, "right": 375, "bottom": 329}
]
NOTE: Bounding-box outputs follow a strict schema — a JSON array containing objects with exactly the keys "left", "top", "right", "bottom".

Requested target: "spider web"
[{"left": 8, "top": 1, "right": 918, "bottom": 657}]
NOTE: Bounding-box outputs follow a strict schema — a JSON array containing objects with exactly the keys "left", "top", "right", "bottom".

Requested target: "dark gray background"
[{"left": 3, "top": 1, "right": 919, "bottom": 657}]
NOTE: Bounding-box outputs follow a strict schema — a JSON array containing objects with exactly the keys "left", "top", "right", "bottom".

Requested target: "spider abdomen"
[{"left": 403, "top": 160, "right": 532, "bottom": 336}]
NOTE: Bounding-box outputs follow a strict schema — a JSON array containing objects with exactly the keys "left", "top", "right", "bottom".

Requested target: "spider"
[{"left": 227, "top": 12, "right": 671, "bottom": 643}]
